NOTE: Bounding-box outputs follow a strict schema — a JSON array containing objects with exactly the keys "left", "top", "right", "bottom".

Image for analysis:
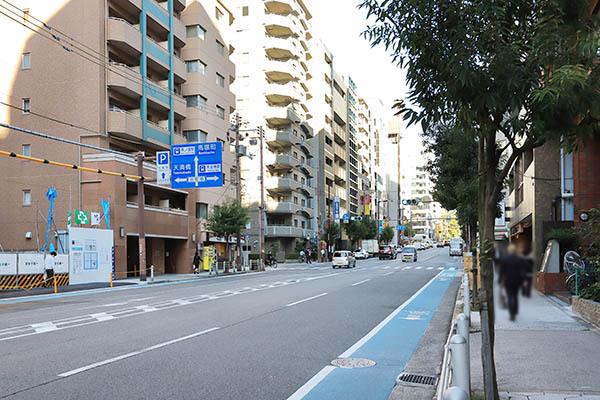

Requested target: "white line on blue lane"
[{"left": 287, "top": 269, "right": 457, "bottom": 400}]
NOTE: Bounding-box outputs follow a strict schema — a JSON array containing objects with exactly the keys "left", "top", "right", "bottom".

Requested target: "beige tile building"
[{"left": 0, "top": 0, "right": 236, "bottom": 276}]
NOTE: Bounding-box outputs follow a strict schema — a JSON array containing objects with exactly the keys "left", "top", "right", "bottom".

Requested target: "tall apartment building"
[
  {"left": 346, "top": 77, "right": 360, "bottom": 214},
  {"left": 0, "top": 0, "right": 236, "bottom": 275},
  {"left": 357, "top": 97, "right": 376, "bottom": 215},
  {"left": 230, "top": 0, "right": 316, "bottom": 255},
  {"left": 383, "top": 117, "right": 402, "bottom": 243}
]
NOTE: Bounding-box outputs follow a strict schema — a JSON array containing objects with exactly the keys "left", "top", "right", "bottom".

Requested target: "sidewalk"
[{"left": 470, "top": 287, "right": 600, "bottom": 399}]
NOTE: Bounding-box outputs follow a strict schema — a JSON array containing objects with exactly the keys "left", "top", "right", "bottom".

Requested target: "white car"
[
  {"left": 354, "top": 249, "right": 369, "bottom": 259},
  {"left": 332, "top": 251, "right": 356, "bottom": 268},
  {"left": 401, "top": 246, "right": 418, "bottom": 262},
  {"left": 414, "top": 242, "right": 424, "bottom": 250}
]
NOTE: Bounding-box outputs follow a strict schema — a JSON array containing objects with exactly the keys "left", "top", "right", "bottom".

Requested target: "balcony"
[
  {"left": 266, "top": 177, "right": 295, "bottom": 191},
  {"left": 265, "top": 105, "right": 301, "bottom": 127},
  {"left": 266, "top": 225, "right": 315, "bottom": 238},
  {"left": 264, "top": 13, "right": 299, "bottom": 37},
  {"left": 266, "top": 201, "right": 300, "bottom": 215},
  {"left": 145, "top": 80, "right": 170, "bottom": 112},
  {"left": 264, "top": 59, "right": 301, "bottom": 83},
  {"left": 173, "top": 55, "right": 186, "bottom": 84},
  {"left": 335, "top": 165, "right": 346, "bottom": 182},
  {"left": 265, "top": 0, "right": 294, "bottom": 15},
  {"left": 107, "top": 17, "right": 142, "bottom": 55},
  {"left": 266, "top": 129, "right": 301, "bottom": 146},
  {"left": 265, "top": 82, "right": 301, "bottom": 106},
  {"left": 107, "top": 63, "right": 142, "bottom": 99},
  {"left": 173, "top": 94, "right": 186, "bottom": 120},
  {"left": 271, "top": 154, "right": 296, "bottom": 168},
  {"left": 333, "top": 123, "right": 346, "bottom": 144},
  {"left": 299, "top": 138, "right": 313, "bottom": 157},
  {"left": 146, "top": 38, "right": 170, "bottom": 74},
  {"left": 146, "top": 0, "right": 170, "bottom": 34},
  {"left": 107, "top": 108, "right": 143, "bottom": 141},
  {"left": 264, "top": 36, "right": 301, "bottom": 60},
  {"left": 334, "top": 142, "right": 346, "bottom": 160}
]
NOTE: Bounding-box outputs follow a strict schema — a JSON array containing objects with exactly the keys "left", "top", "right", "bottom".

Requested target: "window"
[
  {"left": 196, "top": 203, "right": 208, "bottom": 219},
  {"left": 301, "top": 221, "right": 306, "bottom": 229},
  {"left": 217, "top": 138, "right": 225, "bottom": 151},
  {"left": 22, "top": 98, "right": 30, "bottom": 114},
  {"left": 21, "top": 52, "right": 30, "bottom": 70},
  {"left": 230, "top": 167, "right": 237, "bottom": 184},
  {"left": 184, "top": 130, "right": 208, "bottom": 143},
  {"left": 216, "top": 73, "right": 225, "bottom": 88},
  {"left": 301, "top": 199, "right": 306, "bottom": 206},
  {"left": 22, "top": 190, "right": 31, "bottom": 206},
  {"left": 293, "top": 151, "right": 298, "bottom": 159},
  {"left": 186, "top": 60, "right": 206, "bottom": 75},
  {"left": 185, "top": 94, "right": 207, "bottom": 109},
  {"left": 294, "top": 219, "right": 298, "bottom": 227},
  {"left": 301, "top": 177, "right": 305, "bottom": 184},
  {"left": 216, "top": 105, "right": 225, "bottom": 119},
  {"left": 293, "top": 196, "right": 298, "bottom": 204},
  {"left": 22, "top": 144, "right": 30, "bottom": 156},
  {"left": 301, "top": 156, "right": 305, "bottom": 163},
  {"left": 216, "top": 40, "right": 225, "bottom": 56},
  {"left": 216, "top": 7, "right": 224, "bottom": 20},
  {"left": 293, "top": 173, "right": 298, "bottom": 181},
  {"left": 186, "top": 24, "right": 206, "bottom": 39},
  {"left": 242, "top": 6, "right": 249, "bottom": 16}
]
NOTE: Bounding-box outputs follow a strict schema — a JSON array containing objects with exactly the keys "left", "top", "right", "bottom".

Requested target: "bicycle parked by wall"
[{"left": 564, "top": 251, "right": 597, "bottom": 295}]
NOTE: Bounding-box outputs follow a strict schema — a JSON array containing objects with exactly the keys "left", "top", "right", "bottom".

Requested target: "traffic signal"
[{"left": 402, "top": 199, "right": 419, "bottom": 206}]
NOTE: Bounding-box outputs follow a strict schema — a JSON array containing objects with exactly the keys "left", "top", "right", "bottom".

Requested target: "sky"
[{"left": 309, "top": 0, "right": 425, "bottom": 168}]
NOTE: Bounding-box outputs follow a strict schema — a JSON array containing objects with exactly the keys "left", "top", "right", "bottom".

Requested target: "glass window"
[
  {"left": 293, "top": 174, "right": 298, "bottom": 181},
  {"left": 186, "top": 25, "right": 206, "bottom": 39},
  {"left": 196, "top": 202, "right": 208, "bottom": 219},
  {"left": 294, "top": 219, "right": 298, "bottom": 227},
  {"left": 22, "top": 98, "right": 30, "bottom": 114},
  {"left": 242, "top": 6, "right": 249, "bottom": 16},
  {"left": 185, "top": 95, "right": 207, "bottom": 109},
  {"left": 293, "top": 196, "right": 298, "bottom": 204},
  {"left": 216, "top": 73, "right": 225, "bottom": 88},
  {"left": 301, "top": 221, "right": 306, "bottom": 229},
  {"left": 22, "top": 190, "right": 31, "bottom": 206},
  {"left": 216, "top": 40, "right": 225, "bottom": 56},
  {"left": 186, "top": 60, "right": 206, "bottom": 75},
  {"left": 184, "top": 130, "right": 208, "bottom": 143},
  {"left": 216, "top": 105, "right": 225, "bottom": 119},
  {"left": 21, "top": 52, "right": 30, "bottom": 70},
  {"left": 22, "top": 144, "right": 31, "bottom": 156}
]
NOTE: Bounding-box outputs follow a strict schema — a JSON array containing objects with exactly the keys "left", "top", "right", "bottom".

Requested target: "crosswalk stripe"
[
  {"left": 415, "top": 267, "right": 422, "bottom": 270},
  {"left": 438, "top": 267, "right": 444, "bottom": 270},
  {"left": 426, "top": 267, "right": 433, "bottom": 270},
  {"left": 403, "top": 267, "right": 412, "bottom": 270}
]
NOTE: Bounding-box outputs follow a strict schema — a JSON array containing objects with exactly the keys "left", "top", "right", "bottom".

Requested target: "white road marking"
[
  {"left": 58, "top": 327, "right": 219, "bottom": 377},
  {"left": 382, "top": 272, "right": 394, "bottom": 276},
  {"left": 426, "top": 267, "right": 434, "bottom": 270},
  {"left": 438, "top": 267, "right": 444, "bottom": 270},
  {"left": 449, "top": 267, "right": 456, "bottom": 271},
  {"left": 89, "top": 313, "right": 115, "bottom": 322},
  {"left": 415, "top": 267, "right": 422, "bottom": 270},
  {"left": 351, "top": 279, "right": 371, "bottom": 287},
  {"left": 287, "top": 366, "right": 336, "bottom": 400},
  {"left": 383, "top": 266, "right": 391, "bottom": 270},
  {"left": 31, "top": 322, "right": 57, "bottom": 334},
  {"left": 403, "top": 266, "right": 412, "bottom": 270},
  {"left": 286, "top": 293, "right": 328, "bottom": 307},
  {"left": 394, "top": 266, "right": 402, "bottom": 270}
]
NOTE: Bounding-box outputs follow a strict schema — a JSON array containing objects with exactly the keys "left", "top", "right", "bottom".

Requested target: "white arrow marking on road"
[
  {"left": 58, "top": 327, "right": 220, "bottom": 378},
  {"left": 90, "top": 313, "right": 115, "bottom": 322}
]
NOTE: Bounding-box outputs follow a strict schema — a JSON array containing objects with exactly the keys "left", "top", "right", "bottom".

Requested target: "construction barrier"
[
  {"left": 0, "top": 273, "right": 69, "bottom": 290},
  {"left": 0, "top": 252, "right": 69, "bottom": 291}
]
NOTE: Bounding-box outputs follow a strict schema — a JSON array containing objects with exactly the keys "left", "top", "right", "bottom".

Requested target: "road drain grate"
[{"left": 397, "top": 373, "right": 437, "bottom": 386}]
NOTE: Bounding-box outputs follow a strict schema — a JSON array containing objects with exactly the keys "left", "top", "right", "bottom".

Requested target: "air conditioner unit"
[{"left": 25, "top": 232, "right": 32, "bottom": 239}]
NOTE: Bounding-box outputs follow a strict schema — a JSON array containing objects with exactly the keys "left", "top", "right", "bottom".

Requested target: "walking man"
[
  {"left": 44, "top": 245, "right": 57, "bottom": 288},
  {"left": 498, "top": 244, "right": 526, "bottom": 321},
  {"left": 193, "top": 250, "right": 201, "bottom": 274}
]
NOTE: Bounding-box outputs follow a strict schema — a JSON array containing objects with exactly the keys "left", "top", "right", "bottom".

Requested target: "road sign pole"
[
  {"left": 234, "top": 114, "right": 242, "bottom": 272},
  {"left": 137, "top": 152, "right": 147, "bottom": 282},
  {"left": 259, "top": 126, "right": 265, "bottom": 271}
]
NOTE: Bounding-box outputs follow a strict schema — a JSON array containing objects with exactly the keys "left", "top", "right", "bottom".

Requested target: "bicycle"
[
  {"left": 265, "top": 256, "right": 278, "bottom": 269},
  {"left": 564, "top": 251, "right": 596, "bottom": 295}
]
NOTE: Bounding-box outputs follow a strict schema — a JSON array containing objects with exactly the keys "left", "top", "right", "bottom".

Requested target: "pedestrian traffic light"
[{"left": 402, "top": 199, "right": 419, "bottom": 205}]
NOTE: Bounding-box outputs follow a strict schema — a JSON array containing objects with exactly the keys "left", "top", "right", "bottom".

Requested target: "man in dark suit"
[{"left": 498, "top": 244, "right": 527, "bottom": 321}]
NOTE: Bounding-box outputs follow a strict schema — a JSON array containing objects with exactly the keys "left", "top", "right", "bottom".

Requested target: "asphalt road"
[{"left": 0, "top": 247, "right": 459, "bottom": 400}]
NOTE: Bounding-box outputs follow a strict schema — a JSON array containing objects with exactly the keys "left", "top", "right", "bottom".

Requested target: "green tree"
[
  {"left": 360, "top": 1, "right": 600, "bottom": 397},
  {"left": 362, "top": 217, "right": 378, "bottom": 240},
  {"left": 321, "top": 220, "right": 341, "bottom": 250},
  {"left": 205, "top": 199, "right": 249, "bottom": 273},
  {"left": 344, "top": 219, "right": 366, "bottom": 247},
  {"left": 381, "top": 226, "right": 395, "bottom": 243}
]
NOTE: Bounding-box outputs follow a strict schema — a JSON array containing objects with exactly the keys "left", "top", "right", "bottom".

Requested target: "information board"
[{"left": 68, "top": 227, "right": 114, "bottom": 284}]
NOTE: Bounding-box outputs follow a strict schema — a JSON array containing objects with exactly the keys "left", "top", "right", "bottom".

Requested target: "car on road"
[
  {"left": 378, "top": 245, "right": 397, "bottom": 259},
  {"left": 332, "top": 251, "right": 356, "bottom": 268},
  {"left": 401, "top": 246, "right": 418, "bottom": 262},
  {"left": 436, "top": 242, "right": 445, "bottom": 248},
  {"left": 413, "top": 242, "right": 424, "bottom": 250},
  {"left": 354, "top": 249, "right": 369, "bottom": 259},
  {"left": 443, "top": 240, "right": 450, "bottom": 246},
  {"left": 449, "top": 241, "right": 463, "bottom": 256}
]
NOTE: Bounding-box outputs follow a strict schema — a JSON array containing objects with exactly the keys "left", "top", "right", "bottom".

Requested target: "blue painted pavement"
[{"left": 298, "top": 269, "right": 456, "bottom": 400}]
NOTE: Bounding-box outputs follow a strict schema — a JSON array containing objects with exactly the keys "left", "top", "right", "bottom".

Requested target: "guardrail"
[{"left": 437, "top": 274, "right": 471, "bottom": 400}]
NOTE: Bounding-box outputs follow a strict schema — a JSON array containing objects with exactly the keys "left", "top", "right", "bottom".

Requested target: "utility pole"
[
  {"left": 137, "top": 151, "right": 146, "bottom": 282},
  {"left": 258, "top": 126, "right": 265, "bottom": 271},
  {"left": 234, "top": 114, "right": 242, "bottom": 272}
]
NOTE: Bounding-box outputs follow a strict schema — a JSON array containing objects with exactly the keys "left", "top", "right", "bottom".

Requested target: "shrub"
[
  {"left": 286, "top": 252, "right": 299, "bottom": 260},
  {"left": 581, "top": 282, "right": 600, "bottom": 303},
  {"left": 546, "top": 228, "right": 577, "bottom": 249},
  {"left": 248, "top": 254, "right": 260, "bottom": 260}
]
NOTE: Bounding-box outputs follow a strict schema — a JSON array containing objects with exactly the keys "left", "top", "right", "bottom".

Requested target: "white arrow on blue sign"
[{"left": 171, "top": 142, "right": 223, "bottom": 189}]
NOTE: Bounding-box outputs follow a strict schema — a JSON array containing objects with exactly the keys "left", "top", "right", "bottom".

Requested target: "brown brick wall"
[{"left": 572, "top": 296, "right": 600, "bottom": 327}]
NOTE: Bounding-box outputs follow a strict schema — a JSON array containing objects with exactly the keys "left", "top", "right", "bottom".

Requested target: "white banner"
[
  {"left": 0, "top": 253, "right": 17, "bottom": 275},
  {"left": 18, "top": 253, "right": 45, "bottom": 274},
  {"left": 54, "top": 254, "right": 69, "bottom": 273}
]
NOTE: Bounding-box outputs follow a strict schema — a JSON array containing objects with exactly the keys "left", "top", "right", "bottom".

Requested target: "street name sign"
[{"left": 171, "top": 142, "right": 223, "bottom": 189}]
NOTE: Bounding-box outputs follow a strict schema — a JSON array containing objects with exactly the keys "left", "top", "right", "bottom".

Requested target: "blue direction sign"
[
  {"left": 342, "top": 213, "right": 350, "bottom": 223},
  {"left": 333, "top": 196, "right": 340, "bottom": 220},
  {"left": 171, "top": 142, "right": 223, "bottom": 189},
  {"left": 397, "top": 225, "right": 406, "bottom": 231}
]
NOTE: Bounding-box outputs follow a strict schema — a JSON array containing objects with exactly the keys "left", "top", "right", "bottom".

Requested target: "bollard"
[
  {"left": 455, "top": 313, "right": 470, "bottom": 378},
  {"left": 150, "top": 265, "right": 154, "bottom": 282},
  {"left": 464, "top": 275, "right": 471, "bottom": 322},
  {"left": 450, "top": 334, "right": 470, "bottom": 397},
  {"left": 110, "top": 271, "right": 113, "bottom": 288},
  {"left": 53, "top": 274, "right": 57, "bottom": 294},
  {"left": 443, "top": 386, "right": 469, "bottom": 400}
]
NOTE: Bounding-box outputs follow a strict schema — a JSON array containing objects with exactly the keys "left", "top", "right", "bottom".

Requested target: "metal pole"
[
  {"left": 443, "top": 386, "right": 469, "bottom": 400},
  {"left": 449, "top": 334, "right": 470, "bottom": 397},
  {"left": 464, "top": 275, "right": 471, "bottom": 322},
  {"left": 234, "top": 114, "right": 242, "bottom": 273},
  {"left": 137, "top": 151, "right": 147, "bottom": 282},
  {"left": 259, "top": 126, "right": 265, "bottom": 271},
  {"left": 456, "top": 313, "right": 470, "bottom": 372}
]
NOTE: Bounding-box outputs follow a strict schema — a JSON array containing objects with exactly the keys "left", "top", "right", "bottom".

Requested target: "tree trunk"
[
  {"left": 225, "top": 235, "right": 230, "bottom": 273},
  {"left": 469, "top": 220, "right": 479, "bottom": 297},
  {"left": 479, "top": 132, "right": 499, "bottom": 400}
]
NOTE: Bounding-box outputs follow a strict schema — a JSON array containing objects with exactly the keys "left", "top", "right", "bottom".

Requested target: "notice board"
[{"left": 68, "top": 227, "right": 113, "bottom": 284}]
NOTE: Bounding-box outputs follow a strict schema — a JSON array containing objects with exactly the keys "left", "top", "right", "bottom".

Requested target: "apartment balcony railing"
[
  {"left": 107, "top": 17, "right": 142, "bottom": 55},
  {"left": 107, "top": 62, "right": 142, "bottom": 98},
  {"left": 265, "top": 82, "right": 301, "bottom": 106},
  {"left": 266, "top": 201, "right": 300, "bottom": 215},
  {"left": 264, "top": 13, "right": 301, "bottom": 37},
  {"left": 264, "top": 59, "right": 302, "bottom": 83},
  {"left": 264, "top": 36, "right": 301, "bottom": 60},
  {"left": 107, "top": 108, "right": 143, "bottom": 141},
  {"left": 266, "top": 129, "right": 301, "bottom": 146},
  {"left": 265, "top": 105, "right": 301, "bottom": 127},
  {"left": 266, "top": 225, "right": 315, "bottom": 238}
]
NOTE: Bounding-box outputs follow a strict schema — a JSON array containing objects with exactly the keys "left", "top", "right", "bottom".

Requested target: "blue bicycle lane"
[{"left": 289, "top": 269, "right": 457, "bottom": 400}]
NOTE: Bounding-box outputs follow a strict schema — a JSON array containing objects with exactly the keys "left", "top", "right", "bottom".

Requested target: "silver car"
[{"left": 332, "top": 251, "right": 356, "bottom": 268}]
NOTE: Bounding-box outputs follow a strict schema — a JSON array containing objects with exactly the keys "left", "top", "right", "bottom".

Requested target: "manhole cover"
[
  {"left": 331, "top": 358, "right": 376, "bottom": 369},
  {"left": 397, "top": 373, "right": 438, "bottom": 386}
]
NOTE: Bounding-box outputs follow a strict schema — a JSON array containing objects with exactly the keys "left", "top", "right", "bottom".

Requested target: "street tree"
[
  {"left": 362, "top": 217, "right": 378, "bottom": 240},
  {"left": 344, "top": 219, "right": 366, "bottom": 248},
  {"left": 381, "top": 226, "right": 395, "bottom": 244},
  {"left": 205, "top": 199, "right": 249, "bottom": 273},
  {"left": 321, "top": 220, "right": 341, "bottom": 252},
  {"left": 360, "top": 1, "right": 600, "bottom": 397}
]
